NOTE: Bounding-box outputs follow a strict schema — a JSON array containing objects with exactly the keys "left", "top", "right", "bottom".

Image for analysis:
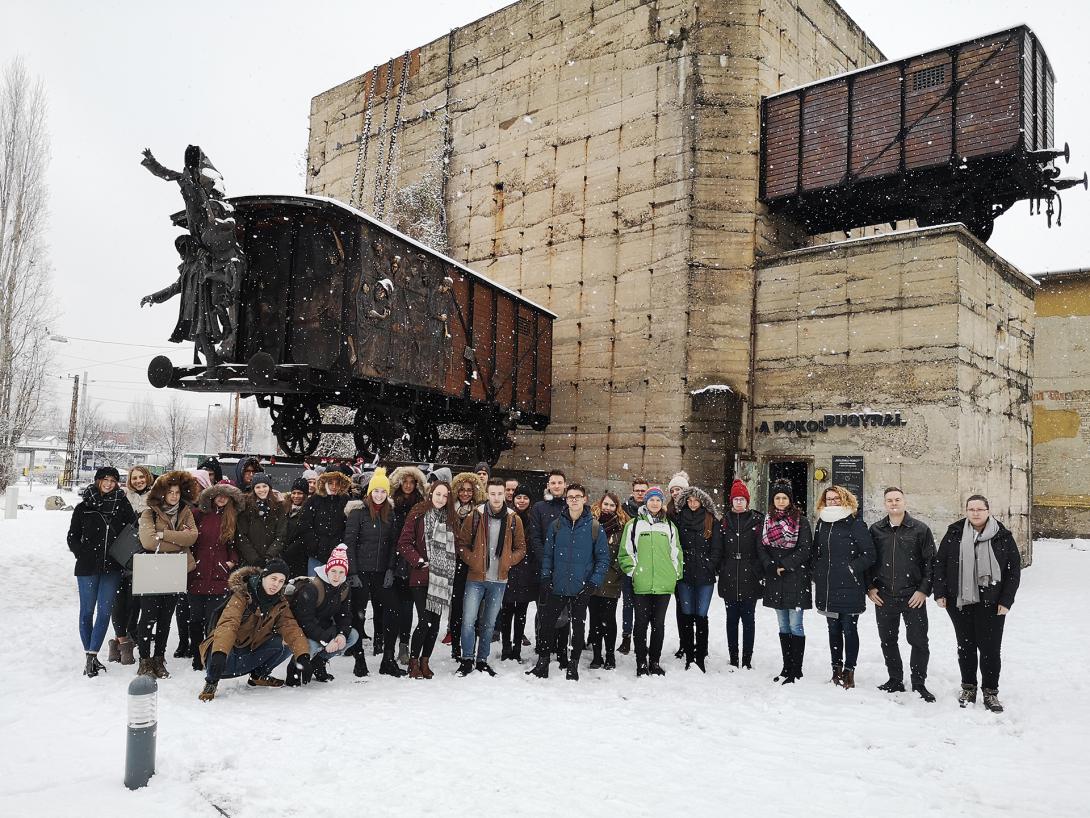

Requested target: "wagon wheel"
[
  {"left": 272, "top": 398, "right": 322, "bottom": 458},
  {"left": 407, "top": 417, "right": 441, "bottom": 462},
  {"left": 352, "top": 409, "right": 389, "bottom": 462}
]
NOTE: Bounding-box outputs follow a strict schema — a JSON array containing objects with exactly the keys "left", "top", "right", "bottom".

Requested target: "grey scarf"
[
  {"left": 424, "top": 509, "right": 457, "bottom": 617},
  {"left": 957, "top": 517, "right": 1002, "bottom": 610}
]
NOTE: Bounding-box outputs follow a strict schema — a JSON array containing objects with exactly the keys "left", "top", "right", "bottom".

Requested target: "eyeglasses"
[{"left": 565, "top": 495, "right": 585, "bottom": 501}]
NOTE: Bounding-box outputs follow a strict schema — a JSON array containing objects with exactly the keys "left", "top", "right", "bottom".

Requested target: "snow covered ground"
[{"left": 1, "top": 485, "right": 1086, "bottom": 817}]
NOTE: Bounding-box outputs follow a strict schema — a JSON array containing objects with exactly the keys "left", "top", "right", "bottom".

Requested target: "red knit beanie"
[
  {"left": 325, "top": 544, "right": 349, "bottom": 576},
  {"left": 729, "top": 479, "right": 751, "bottom": 504}
]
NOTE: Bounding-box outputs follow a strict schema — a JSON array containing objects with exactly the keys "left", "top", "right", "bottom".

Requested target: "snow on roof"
[{"left": 690, "top": 384, "right": 734, "bottom": 396}]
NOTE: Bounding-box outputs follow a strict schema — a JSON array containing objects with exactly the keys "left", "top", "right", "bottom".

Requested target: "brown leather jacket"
[{"left": 456, "top": 503, "right": 527, "bottom": 582}]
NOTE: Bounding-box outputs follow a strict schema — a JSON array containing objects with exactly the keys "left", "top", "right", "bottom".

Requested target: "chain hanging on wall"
[
  {"left": 370, "top": 57, "right": 397, "bottom": 215},
  {"left": 375, "top": 51, "right": 411, "bottom": 221},
  {"left": 349, "top": 68, "right": 380, "bottom": 210}
]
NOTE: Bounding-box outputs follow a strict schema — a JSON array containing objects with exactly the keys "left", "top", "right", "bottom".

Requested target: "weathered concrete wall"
[
  {"left": 1033, "top": 271, "right": 1090, "bottom": 538},
  {"left": 307, "top": 0, "right": 882, "bottom": 497},
  {"left": 753, "top": 225, "right": 1035, "bottom": 554}
]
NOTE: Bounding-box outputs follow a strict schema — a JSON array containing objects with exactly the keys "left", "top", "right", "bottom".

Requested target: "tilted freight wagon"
[
  {"left": 148, "top": 195, "right": 554, "bottom": 464},
  {"left": 759, "top": 25, "right": 1086, "bottom": 242}
]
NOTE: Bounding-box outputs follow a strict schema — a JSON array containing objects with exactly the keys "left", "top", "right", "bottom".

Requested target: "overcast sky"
[{"left": 2, "top": 0, "right": 1086, "bottom": 425}]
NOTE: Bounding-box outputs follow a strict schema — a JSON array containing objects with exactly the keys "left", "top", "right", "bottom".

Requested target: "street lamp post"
[{"left": 204, "top": 403, "right": 222, "bottom": 455}]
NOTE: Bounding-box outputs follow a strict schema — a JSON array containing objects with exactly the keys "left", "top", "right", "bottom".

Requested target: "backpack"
[
  {"left": 284, "top": 575, "right": 349, "bottom": 609},
  {"left": 206, "top": 593, "right": 253, "bottom": 635},
  {"left": 549, "top": 515, "right": 601, "bottom": 544}
]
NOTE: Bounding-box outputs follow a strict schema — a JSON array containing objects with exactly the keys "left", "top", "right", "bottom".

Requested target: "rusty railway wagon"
[
  {"left": 148, "top": 195, "right": 555, "bottom": 463},
  {"left": 760, "top": 25, "right": 1086, "bottom": 242}
]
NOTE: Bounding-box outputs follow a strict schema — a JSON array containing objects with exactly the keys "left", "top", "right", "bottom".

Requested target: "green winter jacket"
[{"left": 618, "top": 508, "right": 683, "bottom": 595}]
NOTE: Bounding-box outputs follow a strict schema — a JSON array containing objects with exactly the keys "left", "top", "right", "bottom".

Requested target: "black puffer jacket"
[
  {"left": 756, "top": 514, "right": 814, "bottom": 611},
  {"left": 290, "top": 570, "right": 353, "bottom": 644},
  {"left": 719, "top": 510, "right": 765, "bottom": 602},
  {"left": 813, "top": 512, "right": 877, "bottom": 615},
  {"left": 675, "top": 504, "right": 723, "bottom": 587},
  {"left": 933, "top": 518, "right": 1022, "bottom": 610},
  {"left": 527, "top": 497, "right": 565, "bottom": 583},
  {"left": 301, "top": 495, "right": 349, "bottom": 564},
  {"left": 67, "top": 487, "right": 137, "bottom": 576},
  {"left": 344, "top": 500, "right": 397, "bottom": 575},
  {"left": 503, "top": 507, "right": 539, "bottom": 605},
  {"left": 866, "top": 513, "right": 936, "bottom": 600}
]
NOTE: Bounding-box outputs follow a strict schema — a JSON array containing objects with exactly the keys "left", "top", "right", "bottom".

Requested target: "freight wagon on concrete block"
[
  {"left": 147, "top": 195, "right": 554, "bottom": 464},
  {"left": 760, "top": 26, "right": 1086, "bottom": 242}
]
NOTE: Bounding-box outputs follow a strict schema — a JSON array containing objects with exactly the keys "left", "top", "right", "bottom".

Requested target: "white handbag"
[{"left": 132, "top": 551, "right": 188, "bottom": 595}]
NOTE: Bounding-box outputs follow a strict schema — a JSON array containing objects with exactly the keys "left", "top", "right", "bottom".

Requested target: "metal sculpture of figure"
[{"left": 140, "top": 145, "right": 243, "bottom": 375}]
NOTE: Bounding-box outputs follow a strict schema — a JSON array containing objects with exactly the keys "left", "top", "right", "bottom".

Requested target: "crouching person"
[
  {"left": 197, "top": 559, "right": 311, "bottom": 701},
  {"left": 287, "top": 544, "right": 358, "bottom": 685}
]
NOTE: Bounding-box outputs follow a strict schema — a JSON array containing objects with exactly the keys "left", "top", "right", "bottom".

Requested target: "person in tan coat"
[
  {"left": 454, "top": 477, "right": 526, "bottom": 676},
  {"left": 134, "top": 470, "right": 200, "bottom": 678},
  {"left": 198, "top": 560, "right": 311, "bottom": 701}
]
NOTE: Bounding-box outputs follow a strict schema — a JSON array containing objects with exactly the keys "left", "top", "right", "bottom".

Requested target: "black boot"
[
  {"left": 618, "top": 634, "right": 631, "bottom": 655},
  {"left": 789, "top": 635, "right": 806, "bottom": 684},
  {"left": 379, "top": 656, "right": 406, "bottom": 677},
  {"left": 878, "top": 678, "right": 907, "bottom": 693},
  {"left": 603, "top": 648, "right": 616, "bottom": 670},
  {"left": 457, "top": 659, "right": 475, "bottom": 677},
  {"left": 982, "top": 688, "right": 1004, "bottom": 713},
  {"left": 959, "top": 684, "right": 978, "bottom": 707},
  {"left": 773, "top": 633, "right": 790, "bottom": 682},
  {"left": 526, "top": 653, "right": 550, "bottom": 678},
  {"left": 353, "top": 652, "right": 369, "bottom": 678},
  {"left": 589, "top": 644, "right": 604, "bottom": 670},
  {"left": 476, "top": 661, "right": 497, "bottom": 677},
  {"left": 566, "top": 650, "right": 582, "bottom": 681},
  {"left": 83, "top": 653, "right": 99, "bottom": 678},
  {"left": 557, "top": 646, "right": 569, "bottom": 670},
  {"left": 729, "top": 650, "right": 740, "bottom": 669},
  {"left": 694, "top": 616, "right": 709, "bottom": 673},
  {"left": 680, "top": 613, "right": 695, "bottom": 670},
  {"left": 913, "top": 683, "right": 936, "bottom": 703},
  {"left": 649, "top": 662, "right": 666, "bottom": 676},
  {"left": 741, "top": 652, "right": 752, "bottom": 669}
]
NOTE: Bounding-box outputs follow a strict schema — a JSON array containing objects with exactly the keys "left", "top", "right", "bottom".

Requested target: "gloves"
[
  {"left": 295, "top": 653, "right": 312, "bottom": 685},
  {"left": 205, "top": 651, "right": 227, "bottom": 682},
  {"left": 348, "top": 574, "right": 363, "bottom": 589},
  {"left": 383, "top": 569, "right": 394, "bottom": 589}
]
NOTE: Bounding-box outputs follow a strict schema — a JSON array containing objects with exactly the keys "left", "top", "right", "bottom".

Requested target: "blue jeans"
[
  {"left": 675, "top": 582, "right": 714, "bottom": 616},
  {"left": 726, "top": 598, "right": 757, "bottom": 656},
  {"left": 208, "top": 636, "right": 292, "bottom": 682},
  {"left": 77, "top": 573, "right": 122, "bottom": 652},
  {"left": 775, "top": 608, "right": 805, "bottom": 637},
  {"left": 460, "top": 580, "right": 507, "bottom": 662},
  {"left": 308, "top": 628, "right": 360, "bottom": 659},
  {"left": 621, "top": 575, "right": 634, "bottom": 636}
]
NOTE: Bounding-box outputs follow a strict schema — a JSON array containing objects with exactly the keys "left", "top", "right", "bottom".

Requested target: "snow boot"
[
  {"left": 137, "top": 658, "right": 156, "bottom": 678},
  {"left": 878, "top": 679, "right": 906, "bottom": 693},
  {"left": 379, "top": 657, "right": 406, "bottom": 678},
  {"left": 793, "top": 635, "right": 805, "bottom": 679},
  {"left": 589, "top": 643, "right": 604, "bottom": 669},
  {"left": 982, "top": 688, "right": 1004, "bottom": 713},
  {"left": 566, "top": 663, "right": 580, "bottom": 681},
  {"left": 312, "top": 658, "right": 333, "bottom": 682},
  {"left": 636, "top": 662, "right": 649, "bottom": 677},
  {"left": 118, "top": 638, "right": 135, "bottom": 666},
  {"left": 694, "top": 616, "right": 709, "bottom": 674},
  {"left": 913, "top": 683, "right": 936, "bottom": 703},
  {"left": 83, "top": 653, "right": 100, "bottom": 678},
  {"left": 108, "top": 639, "right": 121, "bottom": 664},
  {"left": 958, "top": 683, "right": 978, "bottom": 708},
  {"left": 198, "top": 681, "right": 218, "bottom": 702},
  {"left": 603, "top": 649, "right": 616, "bottom": 670},
  {"left": 841, "top": 668, "right": 856, "bottom": 690},
  {"left": 649, "top": 662, "right": 666, "bottom": 676},
  {"left": 526, "top": 653, "right": 550, "bottom": 679},
  {"left": 831, "top": 662, "right": 844, "bottom": 687},
  {"left": 742, "top": 652, "right": 753, "bottom": 670},
  {"left": 409, "top": 658, "right": 422, "bottom": 679},
  {"left": 398, "top": 643, "right": 410, "bottom": 666},
  {"left": 457, "top": 659, "right": 475, "bottom": 677},
  {"left": 729, "top": 650, "right": 740, "bottom": 669},
  {"left": 248, "top": 674, "right": 285, "bottom": 688},
  {"left": 773, "top": 633, "right": 790, "bottom": 682},
  {"left": 192, "top": 652, "right": 204, "bottom": 672},
  {"left": 353, "top": 652, "right": 370, "bottom": 678},
  {"left": 618, "top": 634, "right": 631, "bottom": 655},
  {"left": 420, "top": 657, "right": 435, "bottom": 679},
  {"left": 476, "top": 661, "right": 497, "bottom": 677},
  {"left": 151, "top": 655, "right": 170, "bottom": 679}
]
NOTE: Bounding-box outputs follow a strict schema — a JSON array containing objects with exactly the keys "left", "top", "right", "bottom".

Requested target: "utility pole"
[
  {"left": 231, "top": 393, "right": 240, "bottom": 451},
  {"left": 60, "top": 375, "right": 79, "bottom": 489}
]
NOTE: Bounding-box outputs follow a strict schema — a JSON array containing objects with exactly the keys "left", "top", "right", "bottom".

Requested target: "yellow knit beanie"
[{"left": 368, "top": 467, "right": 391, "bottom": 495}]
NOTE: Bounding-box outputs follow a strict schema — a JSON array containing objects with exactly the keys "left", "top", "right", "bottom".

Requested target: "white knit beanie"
[{"left": 667, "top": 471, "right": 690, "bottom": 491}]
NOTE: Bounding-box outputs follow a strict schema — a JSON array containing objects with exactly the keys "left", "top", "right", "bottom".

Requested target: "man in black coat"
[
  {"left": 287, "top": 545, "right": 357, "bottom": 684},
  {"left": 527, "top": 470, "right": 568, "bottom": 654},
  {"left": 867, "top": 487, "right": 937, "bottom": 702},
  {"left": 618, "top": 476, "right": 649, "bottom": 654}
]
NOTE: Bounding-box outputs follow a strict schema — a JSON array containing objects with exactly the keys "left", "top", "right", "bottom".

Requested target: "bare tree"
[
  {"left": 125, "top": 396, "right": 158, "bottom": 451},
  {"left": 0, "top": 59, "right": 54, "bottom": 493},
  {"left": 74, "top": 401, "right": 108, "bottom": 477},
  {"left": 154, "top": 395, "right": 196, "bottom": 468}
]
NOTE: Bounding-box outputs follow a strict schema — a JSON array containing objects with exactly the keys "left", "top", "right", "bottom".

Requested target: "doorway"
[{"left": 768, "top": 460, "right": 809, "bottom": 516}]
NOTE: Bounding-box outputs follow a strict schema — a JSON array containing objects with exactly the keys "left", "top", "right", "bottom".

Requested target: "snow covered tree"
[
  {"left": 0, "top": 59, "right": 54, "bottom": 494},
  {"left": 154, "top": 395, "right": 196, "bottom": 468}
]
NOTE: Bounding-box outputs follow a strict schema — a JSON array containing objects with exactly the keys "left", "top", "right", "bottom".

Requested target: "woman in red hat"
[{"left": 719, "top": 479, "right": 765, "bottom": 670}]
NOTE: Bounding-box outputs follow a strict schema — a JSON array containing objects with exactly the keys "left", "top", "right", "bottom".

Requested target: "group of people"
[{"left": 66, "top": 457, "right": 1022, "bottom": 711}]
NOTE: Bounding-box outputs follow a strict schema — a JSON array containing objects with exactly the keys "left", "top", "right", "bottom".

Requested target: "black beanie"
[
  {"left": 770, "top": 480, "right": 794, "bottom": 504},
  {"left": 291, "top": 478, "right": 310, "bottom": 494},
  {"left": 251, "top": 473, "right": 272, "bottom": 489},
  {"left": 263, "top": 558, "right": 290, "bottom": 579},
  {"left": 474, "top": 462, "right": 491, "bottom": 477},
  {"left": 94, "top": 466, "right": 121, "bottom": 482}
]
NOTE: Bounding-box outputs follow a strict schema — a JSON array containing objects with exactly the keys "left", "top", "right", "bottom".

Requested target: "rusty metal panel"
[
  {"left": 535, "top": 312, "right": 553, "bottom": 416},
  {"left": 470, "top": 282, "right": 494, "bottom": 403},
  {"left": 493, "top": 295, "right": 516, "bottom": 410}
]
